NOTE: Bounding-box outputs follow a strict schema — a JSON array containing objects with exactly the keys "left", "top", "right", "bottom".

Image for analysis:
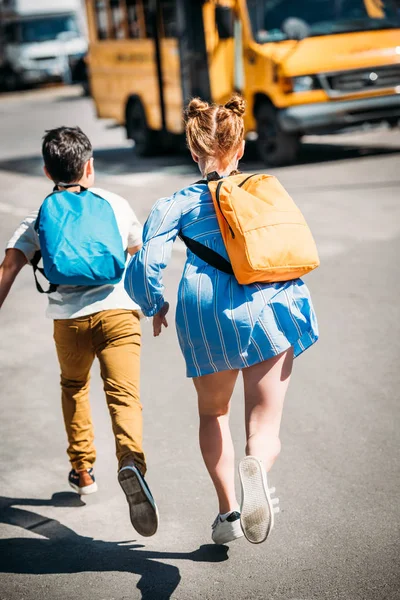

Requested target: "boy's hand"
[{"left": 153, "top": 302, "right": 169, "bottom": 337}]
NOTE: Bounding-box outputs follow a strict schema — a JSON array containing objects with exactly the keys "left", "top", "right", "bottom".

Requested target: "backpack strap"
[
  {"left": 179, "top": 172, "right": 256, "bottom": 276},
  {"left": 54, "top": 183, "right": 87, "bottom": 192},
  {"left": 32, "top": 203, "right": 57, "bottom": 294},
  {"left": 179, "top": 234, "right": 234, "bottom": 276},
  {"left": 30, "top": 250, "right": 58, "bottom": 294}
]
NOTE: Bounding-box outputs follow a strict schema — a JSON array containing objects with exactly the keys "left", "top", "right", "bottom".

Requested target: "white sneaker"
[
  {"left": 211, "top": 511, "right": 244, "bottom": 545},
  {"left": 239, "top": 456, "right": 279, "bottom": 544}
]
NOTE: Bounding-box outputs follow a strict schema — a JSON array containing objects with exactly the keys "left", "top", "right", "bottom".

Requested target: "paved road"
[{"left": 0, "top": 86, "right": 399, "bottom": 600}]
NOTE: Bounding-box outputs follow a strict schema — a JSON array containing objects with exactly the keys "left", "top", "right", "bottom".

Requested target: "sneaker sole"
[
  {"left": 118, "top": 466, "right": 158, "bottom": 537},
  {"left": 68, "top": 481, "right": 98, "bottom": 495},
  {"left": 239, "top": 456, "right": 273, "bottom": 544}
]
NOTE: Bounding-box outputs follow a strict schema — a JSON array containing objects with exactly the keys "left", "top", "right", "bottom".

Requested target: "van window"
[
  {"left": 18, "top": 15, "right": 79, "bottom": 44},
  {"left": 4, "top": 22, "right": 18, "bottom": 44}
]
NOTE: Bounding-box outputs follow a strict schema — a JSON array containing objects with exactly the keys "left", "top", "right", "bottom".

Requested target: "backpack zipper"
[{"left": 216, "top": 180, "right": 235, "bottom": 239}]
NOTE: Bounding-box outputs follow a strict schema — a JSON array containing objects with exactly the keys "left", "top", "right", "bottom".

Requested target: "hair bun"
[
  {"left": 224, "top": 95, "right": 246, "bottom": 117},
  {"left": 186, "top": 98, "right": 210, "bottom": 119}
]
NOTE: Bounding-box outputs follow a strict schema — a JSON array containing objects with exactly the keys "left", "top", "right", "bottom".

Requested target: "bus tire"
[
  {"left": 256, "top": 102, "right": 300, "bottom": 166},
  {"left": 126, "top": 99, "right": 160, "bottom": 157}
]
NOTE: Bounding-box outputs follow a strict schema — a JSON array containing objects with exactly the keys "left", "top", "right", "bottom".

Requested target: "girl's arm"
[{"left": 124, "top": 194, "right": 182, "bottom": 317}]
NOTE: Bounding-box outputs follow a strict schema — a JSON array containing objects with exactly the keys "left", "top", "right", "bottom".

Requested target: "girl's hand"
[{"left": 153, "top": 302, "right": 169, "bottom": 337}]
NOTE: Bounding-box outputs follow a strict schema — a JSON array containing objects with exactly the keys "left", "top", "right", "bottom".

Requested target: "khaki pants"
[{"left": 53, "top": 309, "right": 145, "bottom": 474}]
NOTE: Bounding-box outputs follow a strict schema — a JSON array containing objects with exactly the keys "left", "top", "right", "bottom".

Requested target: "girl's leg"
[
  {"left": 242, "top": 347, "right": 294, "bottom": 472},
  {"left": 193, "top": 369, "right": 240, "bottom": 514}
]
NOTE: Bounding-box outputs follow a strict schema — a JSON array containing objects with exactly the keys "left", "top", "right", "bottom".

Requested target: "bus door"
[
  {"left": 176, "top": 0, "right": 211, "bottom": 103},
  {"left": 153, "top": 0, "right": 183, "bottom": 134},
  {"left": 154, "top": 0, "right": 211, "bottom": 135}
]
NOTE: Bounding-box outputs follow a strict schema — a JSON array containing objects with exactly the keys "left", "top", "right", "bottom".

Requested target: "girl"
[{"left": 125, "top": 96, "right": 318, "bottom": 545}]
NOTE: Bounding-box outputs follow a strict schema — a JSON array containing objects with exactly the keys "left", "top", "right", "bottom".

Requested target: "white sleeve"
[
  {"left": 6, "top": 210, "right": 40, "bottom": 262},
  {"left": 127, "top": 205, "right": 143, "bottom": 248},
  {"left": 90, "top": 187, "right": 143, "bottom": 249},
  {"left": 114, "top": 193, "right": 143, "bottom": 247}
]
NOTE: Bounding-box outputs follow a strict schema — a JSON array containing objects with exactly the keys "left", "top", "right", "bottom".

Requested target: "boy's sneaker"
[
  {"left": 118, "top": 463, "right": 158, "bottom": 537},
  {"left": 239, "top": 456, "right": 279, "bottom": 544},
  {"left": 212, "top": 511, "right": 244, "bottom": 545},
  {"left": 68, "top": 468, "right": 98, "bottom": 495}
]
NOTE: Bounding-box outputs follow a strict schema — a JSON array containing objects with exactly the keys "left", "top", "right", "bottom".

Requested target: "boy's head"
[{"left": 42, "top": 126, "right": 94, "bottom": 187}]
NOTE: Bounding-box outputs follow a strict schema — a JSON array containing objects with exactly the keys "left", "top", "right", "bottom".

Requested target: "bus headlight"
[{"left": 292, "top": 75, "right": 320, "bottom": 92}]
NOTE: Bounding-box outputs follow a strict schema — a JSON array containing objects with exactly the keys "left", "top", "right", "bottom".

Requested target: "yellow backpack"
[
  {"left": 206, "top": 173, "right": 320, "bottom": 284},
  {"left": 180, "top": 173, "right": 320, "bottom": 284}
]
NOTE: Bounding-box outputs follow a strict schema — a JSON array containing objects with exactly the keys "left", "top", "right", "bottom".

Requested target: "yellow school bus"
[{"left": 85, "top": 0, "right": 400, "bottom": 165}]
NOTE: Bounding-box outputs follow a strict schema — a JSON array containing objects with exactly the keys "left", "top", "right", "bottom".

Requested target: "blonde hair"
[{"left": 184, "top": 95, "right": 246, "bottom": 173}]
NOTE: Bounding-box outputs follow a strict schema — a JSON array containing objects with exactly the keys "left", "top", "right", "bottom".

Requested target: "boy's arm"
[
  {"left": 2, "top": 209, "right": 40, "bottom": 309},
  {"left": 0, "top": 249, "right": 28, "bottom": 309}
]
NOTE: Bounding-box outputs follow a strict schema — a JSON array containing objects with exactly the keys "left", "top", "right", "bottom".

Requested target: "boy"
[{"left": 0, "top": 126, "right": 158, "bottom": 537}]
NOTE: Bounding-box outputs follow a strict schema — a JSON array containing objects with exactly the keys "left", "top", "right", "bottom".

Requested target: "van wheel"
[
  {"left": 256, "top": 103, "right": 300, "bottom": 166},
  {"left": 126, "top": 100, "right": 161, "bottom": 157}
]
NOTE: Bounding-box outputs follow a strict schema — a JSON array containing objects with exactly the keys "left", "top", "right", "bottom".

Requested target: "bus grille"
[{"left": 324, "top": 65, "right": 400, "bottom": 95}]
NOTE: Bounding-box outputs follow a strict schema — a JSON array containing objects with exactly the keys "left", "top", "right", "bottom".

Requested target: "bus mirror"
[
  {"left": 282, "top": 18, "right": 310, "bottom": 41},
  {"left": 215, "top": 6, "right": 234, "bottom": 39}
]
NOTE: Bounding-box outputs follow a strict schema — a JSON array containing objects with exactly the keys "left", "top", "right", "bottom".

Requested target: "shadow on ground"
[
  {"left": 0, "top": 492, "right": 228, "bottom": 600},
  {"left": 0, "top": 138, "right": 399, "bottom": 179}
]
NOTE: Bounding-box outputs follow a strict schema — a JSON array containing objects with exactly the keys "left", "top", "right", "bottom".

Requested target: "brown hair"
[
  {"left": 184, "top": 94, "right": 246, "bottom": 172},
  {"left": 42, "top": 126, "right": 92, "bottom": 184}
]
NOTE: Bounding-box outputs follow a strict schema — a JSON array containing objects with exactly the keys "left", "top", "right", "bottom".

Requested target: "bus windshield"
[
  {"left": 247, "top": 0, "right": 400, "bottom": 43},
  {"left": 20, "top": 15, "right": 79, "bottom": 44}
]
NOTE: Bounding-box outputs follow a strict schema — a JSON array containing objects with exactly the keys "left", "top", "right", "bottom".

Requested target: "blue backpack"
[{"left": 32, "top": 185, "right": 126, "bottom": 293}]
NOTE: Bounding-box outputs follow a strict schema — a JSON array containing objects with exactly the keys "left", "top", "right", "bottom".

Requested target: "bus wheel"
[
  {"left": 126, "top": 100, "right": 160, "bottom": 157},
  {"left": 256, "top": 103, "right": 300, "bottom": 166}
]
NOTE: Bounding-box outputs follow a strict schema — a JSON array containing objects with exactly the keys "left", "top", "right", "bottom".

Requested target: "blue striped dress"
[{"left": 125, "top": 182, "right": 319, "bottom": 378}]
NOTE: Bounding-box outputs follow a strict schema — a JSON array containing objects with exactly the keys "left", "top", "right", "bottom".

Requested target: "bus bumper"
[{"left": 278, "top": 94, "right": 400, "bottom": 134}]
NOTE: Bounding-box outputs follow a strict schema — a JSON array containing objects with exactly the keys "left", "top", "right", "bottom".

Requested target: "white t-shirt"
[{"left": 6, "top": 187, "right": 142, "bottom": 319}]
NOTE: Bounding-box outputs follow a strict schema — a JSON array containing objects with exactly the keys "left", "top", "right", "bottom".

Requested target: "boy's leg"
[
  {"left": 92, "top": 310, "right": 145, "bottom": 474},
  {"left": 93, "top": 310, "right": 157, "bottom": 536},
  {"left": 53, "top": 318, "right": 96, "bottom": 471}
]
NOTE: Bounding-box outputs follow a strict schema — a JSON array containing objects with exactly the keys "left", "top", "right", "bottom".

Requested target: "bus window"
[
  {"left": 126, "top": 0, "right": 152, "bottom": 38},
  {"left": 247, "top": 0, "right": 400, "bottom": 43},
  {"left": 160, "top": 0, "right": 177, "bottom": 38},
  {"left": 94, "top": 0, "right": 109, "bottom": 40},
  {"left": 110, "top": 0, "right": 126, "bottom": 39}
]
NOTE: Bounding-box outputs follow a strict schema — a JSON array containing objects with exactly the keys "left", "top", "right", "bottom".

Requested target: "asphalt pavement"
[{"left": 0, "top": 85, "right": 399, "bottom": 600}]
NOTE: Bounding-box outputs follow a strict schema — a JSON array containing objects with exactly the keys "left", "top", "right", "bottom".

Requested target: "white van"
[{"left": 0, "top": 0, "right": 87, "bottom": 90}]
